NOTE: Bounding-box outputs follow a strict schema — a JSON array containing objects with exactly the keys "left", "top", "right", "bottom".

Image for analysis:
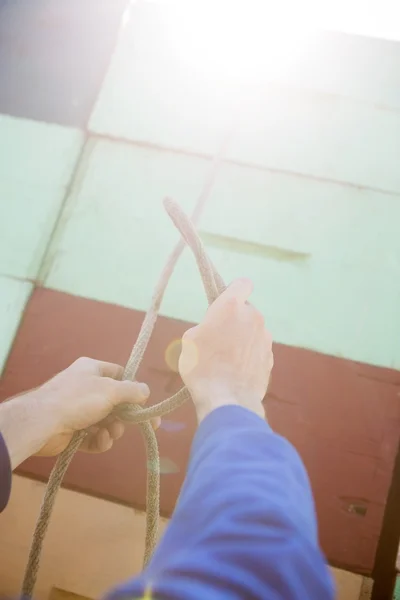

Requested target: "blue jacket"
[{"left": 106, "top": 406, "right": 335, "bottom": 599}]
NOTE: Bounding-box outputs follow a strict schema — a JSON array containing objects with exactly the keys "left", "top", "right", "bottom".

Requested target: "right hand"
[{"left": 179, "top": 278, "right": 273, "bottom": 423}]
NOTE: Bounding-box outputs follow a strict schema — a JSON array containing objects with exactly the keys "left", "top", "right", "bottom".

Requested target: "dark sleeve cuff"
[{"left": 0, "top": 432, "right": 11, "bottom": 512}]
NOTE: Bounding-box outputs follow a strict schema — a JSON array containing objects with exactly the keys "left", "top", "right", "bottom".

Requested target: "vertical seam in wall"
[
  {"left": 0, "top": 0, "right": 133, "bottom": 377},
  {"left": 35, "top": 135, "right": 89, "bottom": 285},
  {"left": 35, "top": 0, "right": 134, "bottom": 285}
]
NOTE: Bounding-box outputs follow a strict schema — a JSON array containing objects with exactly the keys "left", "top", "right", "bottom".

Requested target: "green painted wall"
[{"left": 0, "top": 2, "right": 399, "bottom": 372}]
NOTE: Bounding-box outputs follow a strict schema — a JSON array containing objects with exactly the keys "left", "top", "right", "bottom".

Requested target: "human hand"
[
  {"left": 179, "top": 278, "right": 273, "bottom": 423},
  {"left": 33, "top": 357, "right": 159, "bottom": 456}
]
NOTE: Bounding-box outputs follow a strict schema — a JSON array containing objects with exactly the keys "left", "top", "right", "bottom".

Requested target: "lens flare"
[
  {"left": 134, "top": 584, "right": 153, "bottom": 600},
  {"left": 159, "top": 419, "right": 186, "bottom": 432},
  {"left": 161, "top": 0, "right": 314, "bottom": 83},
  {"left": 164, "top": 338, "right": 182, "bottom": 372},
  {"left": 177, "top": 338, "right": 199, "bottom": 374}
]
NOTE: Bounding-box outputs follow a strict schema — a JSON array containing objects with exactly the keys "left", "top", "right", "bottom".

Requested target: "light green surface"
[
  {"left": 90, "top": 3, "right": 234, "bottom": 155},
  {"left": 0, "top": 115, "right": 84, "bottom": 280},
  {"left": 43, "top": 139, "right": 400, "bottom": 369},
  {"left": 0, "top": 276, "right": 32, "bottom": 374},
  {"left": 91, "top": 3, "right": 400, "bottom": 193},
  {"left": 42, "top": 139, "right": 215, "bottom": 308},
  {"left": 227, "top": 88, "right": 400, "bottom": 193},
  {"left": 202, "top": 162, "right": 400, "bottom": 268},
  {"left": 279, "top": 32, "right": 400, "bottom": 109},
  {"left": 1, "top": 7, "right": 399, "bottom": 373},
  {"left": 92, "top": 3, "right": 400, "bottom": 111}
]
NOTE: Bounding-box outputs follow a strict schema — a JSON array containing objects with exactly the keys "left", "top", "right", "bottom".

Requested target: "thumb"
[
  {"left": 109, "top": 380, "right": 150, "bottom": 406},
  {"left": 226, "top": 278, "right": 254, "bottom": 303},
  {"left": 207, "top": 277, "right": 253, "bottom": 320}
]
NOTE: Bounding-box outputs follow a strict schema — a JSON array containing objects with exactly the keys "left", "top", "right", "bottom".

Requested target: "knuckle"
[
  {"left": 101, "top": 378, "right": 119, "bottom": 400},
  {"left": 90, "top": 374, "right": 106, "bottom": 392},
  {"left": 182, "top": 326, "right": 198, "bottom": 341},
  {"left": 225, "top": 297, "right": 239, "bottom": 312},
  {"left": 227, "top": 296, "right": 239, "bottom": 308},
  {"left": 112, "top": 364, "right": 124, "bottom": 381},
  {"left": 246, "top": 303, "right": 263, "bottom": 324},
  {"left": 72, "top": 356, "right": 93, "bottom": 369}
]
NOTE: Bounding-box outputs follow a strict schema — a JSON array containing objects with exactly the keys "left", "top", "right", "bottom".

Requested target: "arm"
[
  {"left": 0, "top": 393, "right": 60, "bottom": 469},
  {"left": 0, "top": 357, "right": 155, "bottom": 511},
  {"left": 107, "top": 279, "right": 334, "bottom": 600},
  {"left": 107, "top": 405, "right": 334, "bottom": 600}
]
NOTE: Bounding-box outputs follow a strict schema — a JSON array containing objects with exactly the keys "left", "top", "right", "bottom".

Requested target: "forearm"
[
  {"left": 107, "top": 405, "right": 334, "bottom": 600},
  {"left": 0, "top": 393, "right": 56, "bottom": 469}
]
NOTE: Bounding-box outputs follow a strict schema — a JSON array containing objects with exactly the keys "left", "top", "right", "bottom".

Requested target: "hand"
[
  {"left": 179, "top": 278, "right": 273, "bottom": 423},
  {"left": 0, "top": 357, "right": 160, "bottom": 469},
  {"left": 34, "top": 357, "right": 159, "bottom": 456}
]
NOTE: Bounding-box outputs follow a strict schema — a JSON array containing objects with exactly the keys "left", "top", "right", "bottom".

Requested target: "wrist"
[
  {"left": 0, "top": 391, "right": 59, "bottom": 469},
  {"left": 194, "top": 396, "right": 237, "bottom": 424},
  {"left": 191, "top": 386, "right": 266, "bottom": 424}
]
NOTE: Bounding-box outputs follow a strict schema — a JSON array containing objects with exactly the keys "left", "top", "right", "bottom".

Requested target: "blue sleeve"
[
  {"left": 0, "top": 433, "right": 11, "bottom": 513},
  {"left": 106, "top": 405, "right": 335, "bottom": 600}
]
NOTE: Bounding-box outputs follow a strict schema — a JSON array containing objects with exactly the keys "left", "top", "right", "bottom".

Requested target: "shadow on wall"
[{"left": 0, "top": 0, "right": 128, "bottom": 126}]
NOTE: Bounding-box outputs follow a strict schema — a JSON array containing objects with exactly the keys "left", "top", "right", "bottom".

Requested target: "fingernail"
[{"left": 138, "top": 383, "right": 150, "bottom": 398}]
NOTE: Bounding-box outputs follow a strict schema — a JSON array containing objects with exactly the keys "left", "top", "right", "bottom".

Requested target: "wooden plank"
[{"left": 371, "top": 439, "right": 400, "bottom": 599}]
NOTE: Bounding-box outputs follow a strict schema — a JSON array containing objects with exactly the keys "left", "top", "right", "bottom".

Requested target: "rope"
[{"left": 21, "top": 149, "right": 230, "bottom": 598}]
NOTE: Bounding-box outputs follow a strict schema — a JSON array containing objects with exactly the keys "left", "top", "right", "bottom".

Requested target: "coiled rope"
[{"left": 21, "top": 145, "right": 229, "bottom": 598}]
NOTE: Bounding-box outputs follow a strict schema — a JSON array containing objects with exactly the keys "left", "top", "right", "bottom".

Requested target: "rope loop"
[{"left": 21, "top": 199, "right": 226, "bottom": 598}]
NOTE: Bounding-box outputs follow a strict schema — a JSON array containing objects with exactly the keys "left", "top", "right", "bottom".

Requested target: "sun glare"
[{"left": 160, "top": 0, "right": 314, "bottom": 82}]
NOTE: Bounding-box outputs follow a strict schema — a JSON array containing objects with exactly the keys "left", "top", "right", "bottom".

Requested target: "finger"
[
  {"left": 107, "top": 380, "right": 150, "bottom": 406},
  {"left": 79, "top": 435, "right": 97, "bottom": 453},
  {"left": 87, "top": 428, "right": 113, "bottom": 453},
  {"left": 82, "top": 428, "right": 113, "bottom": 453},
  {"left": 97, "top": 361, "right": 125, "bottom": 380},
  {"left": 96, "top": 427, "right": 113, "bottom": 452},
  {"left": 107, "top": 420, "right": 125, "bottom": 440},
  {"left": 206, "top": 277, "right": 253, "bottom": 321},
  {"left": 69, "top": 358, "right": 124, "bottom": 380},
  {"left": 86, "top": 424, "right": 100, "bottom": 436},
  {"left": 85, "top": 417, "right": 125, "bottom": 442}
]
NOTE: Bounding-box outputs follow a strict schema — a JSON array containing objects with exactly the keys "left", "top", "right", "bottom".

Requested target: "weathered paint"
[
  {"left": 39, "top": 139, "right": 400, "bottom": 370},
  {"left": 0, "top": 287, "right": 399, "bottom": 575},
  {"left": 90, "top": 2, "right": 400, "bottom": 193},
  {"left": 0, "top": 2, "right": 399, "bottom": 593},
  {"left": 0, "top": 115, "right": 83, "bottom": 280}
]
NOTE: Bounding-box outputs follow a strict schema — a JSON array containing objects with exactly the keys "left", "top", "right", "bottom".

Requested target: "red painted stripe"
[{"left": 0, "top": 287, "right": 399, "bottom": 575}]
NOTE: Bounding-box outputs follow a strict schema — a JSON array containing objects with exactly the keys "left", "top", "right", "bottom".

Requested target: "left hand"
[{"left": 34, "top": 357, "right": 159, "bottom": 456}]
